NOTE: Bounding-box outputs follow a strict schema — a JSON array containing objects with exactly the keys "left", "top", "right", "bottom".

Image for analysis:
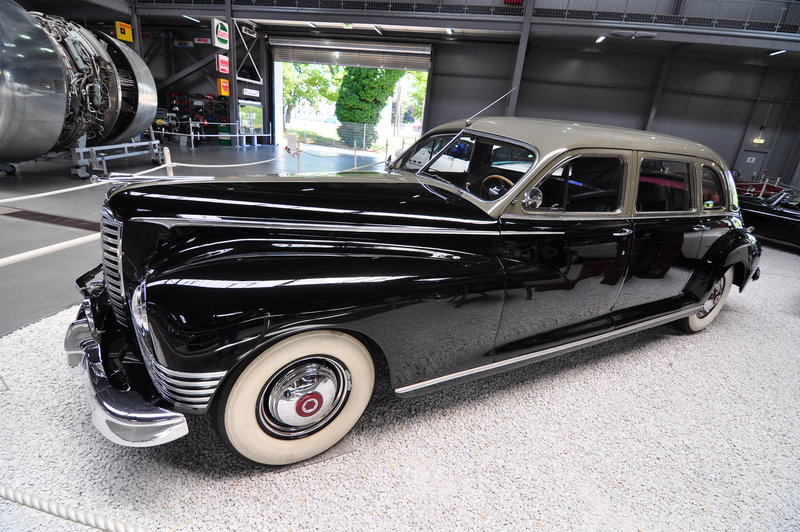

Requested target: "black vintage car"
[
  {"left": 65, "top": 117, "right": 761, "bottom": 465},
  {"left": 738, "top": 189, "right": 800, "bottom": 247}
]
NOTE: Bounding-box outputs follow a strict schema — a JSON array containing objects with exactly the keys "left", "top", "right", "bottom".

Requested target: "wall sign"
[
  {"left": 212, "top": 18, "right": 229, "bottom": 50},
  {"left": 241, "top": 25, "right": 257, "bottom": 38},
  {"left": 216, "top": 54, "right": 230, "bottom": 74},
  {"left": 242, "top": 88, "right": 260, "bottom": 97},
  {"left": 217, "top": 78, "right": 230, "bottom": 96},
  {"left": 194, "top": 37, "right": 211, "bottom": 44},
  {"left": 115, "top": 21, "right": 133, "bottom": 42},
  {"left": 173, "top": 40, "right": 194, "bottom": 48}
]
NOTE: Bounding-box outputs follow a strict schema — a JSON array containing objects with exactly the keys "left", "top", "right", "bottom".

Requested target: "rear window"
[{"left": 636, "top": 159, "right": 692, "bottom": 212}]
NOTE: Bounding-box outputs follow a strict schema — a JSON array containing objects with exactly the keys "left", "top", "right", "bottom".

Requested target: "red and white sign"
[
  {"left": 194, "top": 37, "right": 211, "bottom": 44},
  {"left": 216, "top": 54, "right": 230, "bottom": 74}
]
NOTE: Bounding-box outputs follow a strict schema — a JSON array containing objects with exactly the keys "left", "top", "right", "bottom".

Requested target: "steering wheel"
[{"left": 480, "top": 174, "right": 515, "bottom": 200}]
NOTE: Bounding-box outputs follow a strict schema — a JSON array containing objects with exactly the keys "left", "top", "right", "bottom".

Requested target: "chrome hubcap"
[
  {"left": 699, "top": 275, "right": 725, "bottom": 317},
  {"left": 257, "top": 356, "right": 350, "bottom": 439}
]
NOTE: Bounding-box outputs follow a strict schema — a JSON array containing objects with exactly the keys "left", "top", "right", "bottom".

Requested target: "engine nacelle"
[{"left": 0, "top": 1, "right": 156, "bottom": 163}]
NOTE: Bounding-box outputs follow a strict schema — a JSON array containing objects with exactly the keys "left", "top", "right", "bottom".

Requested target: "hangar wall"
[{"left": 427, "top": 41, "right": 800, "bottom": 183}]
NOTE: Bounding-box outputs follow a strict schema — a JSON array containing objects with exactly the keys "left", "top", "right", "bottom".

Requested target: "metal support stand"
[{"left": 69, "top": 128, "right": 163, "bottom": 178}]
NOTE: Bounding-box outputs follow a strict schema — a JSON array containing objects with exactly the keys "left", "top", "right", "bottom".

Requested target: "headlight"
[{"left": 130, "top": 282, "right": 149, "bottom": 333}]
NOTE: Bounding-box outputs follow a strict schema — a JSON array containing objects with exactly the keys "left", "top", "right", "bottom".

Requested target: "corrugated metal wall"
[{"left": 426, "top": 41, "right": 800, "bottom": 182}]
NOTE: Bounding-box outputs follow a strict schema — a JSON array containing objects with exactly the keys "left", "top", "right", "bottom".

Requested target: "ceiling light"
[
  {"left": 182, "top": 15, "right": 201, "bottom": 23},
  {"left": 446, "top": 28, "right": 453, "bottom": 35},
  {"left": 769, "top": 49, "right": 787, "bottom": 56},
  {"left": 595, "top": 35, "right": 606, "bottom": 43},
  {"left": 373, "top": 25, "right": 382, "bottom": 35}
]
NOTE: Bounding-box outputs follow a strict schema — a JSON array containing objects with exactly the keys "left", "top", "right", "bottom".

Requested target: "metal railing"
[
  {"left": 135, "top": 0, "right": 800, "bottom": 34},
  {"left": 285, "top": 118, "right": 420, "bottom": 155}
]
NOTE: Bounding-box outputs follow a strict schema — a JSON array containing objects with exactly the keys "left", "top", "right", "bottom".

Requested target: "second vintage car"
[
  {"left": 738, "top": 189, "right": 800, "bottom": 247},
  {"left": 65, "top": 117, "right": 761, "bottom": 465}
]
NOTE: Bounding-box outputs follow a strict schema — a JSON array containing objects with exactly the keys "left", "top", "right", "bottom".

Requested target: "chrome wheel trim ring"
[
  {"left": 698, "top": 275, "right": 726, "bottom": 318},
  {"left": 256, "top": 356, "right": 351, "bottom": 439}
]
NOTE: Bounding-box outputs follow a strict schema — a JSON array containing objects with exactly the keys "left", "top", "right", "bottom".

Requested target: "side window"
[
  {"left": 399, "top": 134, "right": 455, "bottom": 172},
  {"left": 701, "top": 165, "right": 726, "bottom": 210},
  {"left": 530, "top": 157, "right": 624, "bottom": 212},
  {"left": 637, "top": 159, "right": 692, "bottom": 212}
]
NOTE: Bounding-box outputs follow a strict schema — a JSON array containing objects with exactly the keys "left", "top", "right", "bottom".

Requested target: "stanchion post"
[
  {"left": 164, "top": 147, "right": 173, "bottom": 177},
  {"left": 353, "top": 141, "right": 357, "bottom": 169},
  {"left": 190, "top": 122, "right": 195, "bottom": 150}
]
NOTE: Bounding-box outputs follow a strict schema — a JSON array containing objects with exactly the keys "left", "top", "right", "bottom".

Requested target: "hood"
[{"left": 106, "top": 172, "right": 497, "bottom": 231}]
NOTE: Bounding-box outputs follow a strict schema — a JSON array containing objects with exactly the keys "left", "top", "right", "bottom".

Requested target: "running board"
[{"left": 395, "top": 305, "right": 703, "bottom": 395}]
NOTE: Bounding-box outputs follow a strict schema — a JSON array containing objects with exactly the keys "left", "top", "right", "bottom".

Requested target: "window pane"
[
  {"left": 427, "top": 136, "right": 474, "bottom": 175},
  {"left": 399, "top": 134, "right": 454, "bottom": 171},
  {"left": 701, "top": 166, "right": 725, "bottom": 209},
  {"left": 564, "top": 157, "right": 624, "bottom": 212},
  {"left": 637, "top": 159, "right": 692, "bottom": 212}
]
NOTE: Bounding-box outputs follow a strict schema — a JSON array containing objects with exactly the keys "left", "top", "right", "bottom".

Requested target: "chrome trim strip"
[
  {"left": 395, "top": 305, "right": 703, "bottom": 395},
  {"left": 131, "top": 216, "right": 564, "bottom": 236}
]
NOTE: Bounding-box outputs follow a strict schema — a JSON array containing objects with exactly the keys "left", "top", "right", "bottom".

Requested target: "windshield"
[{"left": 398, "top": 132, "right": 536, "bottom": 201}]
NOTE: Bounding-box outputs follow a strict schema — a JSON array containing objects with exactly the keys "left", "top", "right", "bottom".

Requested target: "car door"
[
  {"left": 611, "top": 153, "right": 704, "bottom": 315},
  {"left": 494, "top": 150, "right": 634, "bottom": 361}
]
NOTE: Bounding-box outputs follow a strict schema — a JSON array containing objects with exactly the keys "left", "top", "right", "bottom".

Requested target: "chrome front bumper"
[{"left": 64, "top": 267, "right": 188, "bottom": 447}]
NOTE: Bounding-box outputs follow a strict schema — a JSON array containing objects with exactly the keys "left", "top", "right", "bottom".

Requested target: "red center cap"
[{"left": 296, "top": 392, "right": 324, "bottom": 417}]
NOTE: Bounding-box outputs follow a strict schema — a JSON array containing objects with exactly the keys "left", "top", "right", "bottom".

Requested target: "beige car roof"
[{"left": 430, "top": 116, "right": 725, "bottom": 165}]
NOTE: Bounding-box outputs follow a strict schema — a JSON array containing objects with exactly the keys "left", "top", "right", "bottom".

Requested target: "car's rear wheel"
[
  {"left": 678, "top": 267, "right": 734, "bottom": 333},
  {"left": 215, "top": 330, "right": 375, "bottom": 465}
]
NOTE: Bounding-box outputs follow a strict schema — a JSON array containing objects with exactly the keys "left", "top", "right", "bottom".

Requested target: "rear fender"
[{"left": 684, "top": 229, "right": 761, "bottom": 302}]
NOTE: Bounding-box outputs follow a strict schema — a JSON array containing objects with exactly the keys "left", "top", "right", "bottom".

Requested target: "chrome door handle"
[
  {"left": 693, "top": 224, "right": 710, "bottom": 231},
  {"left": 612, "top": 228, "right": 633, "bottom": 237}
]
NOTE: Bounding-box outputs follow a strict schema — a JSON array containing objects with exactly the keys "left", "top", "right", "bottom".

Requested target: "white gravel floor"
[{"left": 1, "top": 244, "right": 798, "bottom": 531}]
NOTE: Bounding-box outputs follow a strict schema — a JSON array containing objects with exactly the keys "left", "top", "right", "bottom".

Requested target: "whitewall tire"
[
  {"left": 215, "top": 330, "right": 375, "bottom": 465},
  {"left": 679, "top": 267, "right": 734, "bottom": 333}
]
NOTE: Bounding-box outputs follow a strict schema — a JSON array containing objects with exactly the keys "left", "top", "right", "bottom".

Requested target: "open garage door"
[{"left": 270, "top": 37, "right": 431, "bottom": 71}]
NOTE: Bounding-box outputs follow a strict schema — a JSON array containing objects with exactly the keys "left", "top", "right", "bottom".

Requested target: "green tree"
[
  {"left": 282, "top": 63, "right": 342, "bottom": 123},
  {"left": 408, "top": 71, "right": 428, "bottom": 122},
  {"left": 335, "top": 67, "right": 405, "bottom": 149}
]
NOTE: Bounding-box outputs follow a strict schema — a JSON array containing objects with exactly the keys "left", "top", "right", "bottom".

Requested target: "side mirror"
[{"left": 522, "top": 188, "right": 543, "bottom": 210}]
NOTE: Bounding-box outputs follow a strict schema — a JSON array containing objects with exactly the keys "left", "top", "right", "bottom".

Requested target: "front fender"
[{"left": 142, "top": 233, "right": 505, "bottom": 391}]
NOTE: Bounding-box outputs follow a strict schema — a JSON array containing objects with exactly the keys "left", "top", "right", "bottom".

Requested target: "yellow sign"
[
  {"left": 752, "top": 137, "right": 766, "bottom": 145},
  {"left": 217, "top": 78, "right": 230, "bottom": 96},
  {"left": 115, "top": 21, "right": 133, "bottom": 42}
]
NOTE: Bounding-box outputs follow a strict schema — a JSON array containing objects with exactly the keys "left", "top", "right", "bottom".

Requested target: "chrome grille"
[
  {"left": 101, "top": 208, "right": 128, "bottom": 326},
  {"left": 138, "top": 336, "right": 225, "bottom": 412}
]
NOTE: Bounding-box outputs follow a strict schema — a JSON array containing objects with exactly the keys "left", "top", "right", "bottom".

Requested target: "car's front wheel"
[
  {"left": 215, "top": 330, "right": 375, "bottom": 465},
  {"left": 678, "top": 267, "right": 734, "bottom": 333}
]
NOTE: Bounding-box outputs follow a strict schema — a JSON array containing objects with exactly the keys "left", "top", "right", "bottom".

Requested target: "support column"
[
  {"left": 225, "top": 0, "right": 239, "bottom": 147},
  {"left": 259, "top": 31, "right": 272, "bottom": 145},
  {"left": 130, "top": 3, "right": 142, "bottom": 56},
  {"left": 645, "top": 57, "right": 670, "bottom": 131},
  {"left": 505, "top": 0, "right": 535, "bottom": 116},
  {"left": 421, "top": 44, "right": 435, "bottom": 132}
]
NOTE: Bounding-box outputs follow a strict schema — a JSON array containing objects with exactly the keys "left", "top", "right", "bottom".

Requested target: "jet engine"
[{"left": 0, "top": 0, "right": 157, "bottom": 164}]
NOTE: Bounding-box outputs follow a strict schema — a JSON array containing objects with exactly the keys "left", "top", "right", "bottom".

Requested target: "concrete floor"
[{"left": 0, "top": 143, "right": 383, "bottom": 336}]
